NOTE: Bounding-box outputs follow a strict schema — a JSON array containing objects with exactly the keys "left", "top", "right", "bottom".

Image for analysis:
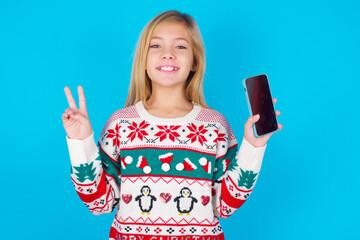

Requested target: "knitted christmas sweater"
[{"left": 66, "top": 101, "right": 266, "bottom": 240}]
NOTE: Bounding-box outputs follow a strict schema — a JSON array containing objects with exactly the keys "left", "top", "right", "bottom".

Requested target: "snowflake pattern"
[
  {"left": 106, "top": 123, "right": 121, "bottom": 147},
  {"left": 186, "top": 123, "right": 208, "bottom": 145},
  {"left": 127, "top": 120, "right": 150, "bottom": 142},
  {"left": 154, "top": 125, "right": 181, "bottom": 142}
]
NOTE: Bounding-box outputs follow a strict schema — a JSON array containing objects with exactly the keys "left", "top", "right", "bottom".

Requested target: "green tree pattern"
[
  {"left": 95, "top": 153, "right": 102, "bottom": 165},
  {"left": 227, "top": 159, "right": 238, "bottom": 172},
  {"left": 238, "top": 169, "right": 258, "bottom": 189},
  {"left": 74, "top": 162, "right": 97, "bottom": 183}
]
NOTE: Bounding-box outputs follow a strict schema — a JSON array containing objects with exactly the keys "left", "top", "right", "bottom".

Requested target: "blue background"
[{"left": 1, "top": 0, "right": 359, "bottom": 239}]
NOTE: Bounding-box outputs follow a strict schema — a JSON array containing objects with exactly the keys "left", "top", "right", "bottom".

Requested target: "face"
[
  {"left": 146, "top": 21, "right": 196, "bottom": 89},
  {"left": 181, "top": 188, "right": 191, "bottom": 197},
  {"left": 142, "top": 186, "right": 150, "bottom": 195}
]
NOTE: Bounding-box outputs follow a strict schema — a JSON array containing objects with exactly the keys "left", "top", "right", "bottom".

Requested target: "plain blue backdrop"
[{"left": 0, "top": 0, "right": 359, "bottom": 239}]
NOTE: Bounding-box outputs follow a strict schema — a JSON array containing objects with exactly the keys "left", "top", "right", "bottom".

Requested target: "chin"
[{"left": 152, "top": 80, "right": 185, "bottom": 89}]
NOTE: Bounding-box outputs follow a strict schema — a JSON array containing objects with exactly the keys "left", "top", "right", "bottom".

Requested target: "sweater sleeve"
[
  {"left": 66, "top": 115, "right": 122, "bottom": 215},
  {"left": 211, "top": 117, "right": 266, "bottom": 219}
]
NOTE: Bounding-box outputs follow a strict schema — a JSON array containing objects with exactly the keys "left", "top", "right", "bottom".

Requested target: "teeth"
[{"left": 160, "top": 66, "right": 178, "bottom": 71}]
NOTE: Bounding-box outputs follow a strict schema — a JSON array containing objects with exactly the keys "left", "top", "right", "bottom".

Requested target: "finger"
[
  {"left": 245, "top": 114, "right": 260, "bottom": 130},
  {"left": 64, "top": 87, "right": 78, "bottom": 110},
  {"left": 276, "top": 110, "right": 280, "bottom": 117},
  {"left": 68, "top": 111, "right": 88, "bottom": 124},
  {"left": 273, "top": 98, "right": 277, "bottom": 104},
  {"left": 278, "top": 123, "right": 283, "bottom": 131},
  {"left": 65, "top": 108, "right": 77, "bottom": 115},
  {"left": 78, "top": 85, "right": 88, "bottom": 115},
  {"left": 62, "top": 112, "right": 69, "bottom": 121}
]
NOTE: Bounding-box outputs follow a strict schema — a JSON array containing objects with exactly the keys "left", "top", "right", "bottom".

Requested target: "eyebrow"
[{"left": 151, "top": 36, "right": 190, "bottom": 44}]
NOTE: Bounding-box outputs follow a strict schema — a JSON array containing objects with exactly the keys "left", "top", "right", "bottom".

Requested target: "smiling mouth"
[{"left": 156, "top": 66, "right": 179, "bottom": 72}]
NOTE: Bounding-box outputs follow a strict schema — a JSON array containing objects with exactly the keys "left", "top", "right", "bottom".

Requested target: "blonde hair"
[{"left": 125, "top": 10, "right": 208, "bottom": 108}]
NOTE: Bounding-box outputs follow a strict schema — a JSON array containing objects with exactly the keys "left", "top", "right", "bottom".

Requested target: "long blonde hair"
[{"left": 125, "top": 10, "right": 208, "bottom": 108}]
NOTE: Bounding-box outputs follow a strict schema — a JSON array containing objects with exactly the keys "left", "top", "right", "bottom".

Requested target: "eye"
[
  {"left": 150, "top": 44, "right": 160, "bottom": 48},
  {"left": 176, "top": 45, "right": 187, "bottom": 49}
]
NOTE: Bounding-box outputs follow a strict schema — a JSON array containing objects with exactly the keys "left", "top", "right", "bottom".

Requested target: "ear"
[{"left": 191, "top": 63, "right": 197, "bottom": 72}]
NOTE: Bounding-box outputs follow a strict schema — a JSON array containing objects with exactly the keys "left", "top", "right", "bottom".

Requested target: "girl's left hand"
[{"left": 244, "top": 98, "right": 282, "bottom": 148}]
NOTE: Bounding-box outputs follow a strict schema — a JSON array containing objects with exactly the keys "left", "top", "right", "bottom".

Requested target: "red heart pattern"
[
  {"left": 122, "top": 194, "right": 132, "bottom": 204},
  {"left": 160, "top": 193, "right": 172, "bottom": 203},
  {"left": 201, "top": 195, "right": 210, "bottom": 206}
]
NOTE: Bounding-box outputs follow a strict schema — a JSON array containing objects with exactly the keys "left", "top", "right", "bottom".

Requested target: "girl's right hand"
[{"left": 62, "top": 86, "right": 93, "bottom": 140}]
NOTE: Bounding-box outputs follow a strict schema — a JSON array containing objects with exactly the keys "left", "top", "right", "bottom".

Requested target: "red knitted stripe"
[
  {"left": 77, "top": 172, "right": 107, "bottom": 203},
  {"left": 71, "top": 176, "right": 95, "bottom": 187},
  {"left": 221, "top": 178, "right": 246, "bottom": 209},
  {"left": 120, "top": 145, "right": 216, "bottom": 156},
  {"left": 228, "top": 176, "right": 253, "bottom": 193},
  {"left": 121, "top": 174, "right": 212, "bottom": 184},
  {"left": 109, "top": 231, "right": 225, "bottom": 240}
]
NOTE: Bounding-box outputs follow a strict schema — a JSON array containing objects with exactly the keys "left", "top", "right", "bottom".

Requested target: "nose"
[{"left": 161, "top": 47, "right": 175, "bottom": 60}]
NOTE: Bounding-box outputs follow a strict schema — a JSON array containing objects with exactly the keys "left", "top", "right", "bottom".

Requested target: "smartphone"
[{"left": 243, "top": 74, "right": 278, "bottom": 137}]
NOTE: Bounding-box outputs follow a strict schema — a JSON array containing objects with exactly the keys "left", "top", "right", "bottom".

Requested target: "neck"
[{"left": 146, "top": 84, "right": 192, "bottom": 110}]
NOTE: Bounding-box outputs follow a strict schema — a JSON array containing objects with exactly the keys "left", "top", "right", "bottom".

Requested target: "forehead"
[{"left": 151, "top": 21, "right": 191, "bottom": 42}]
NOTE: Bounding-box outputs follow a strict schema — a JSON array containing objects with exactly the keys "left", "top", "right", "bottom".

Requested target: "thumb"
[
  {"left": 62, "top": 113, "right": 70, "bottom": 122},
  {"left": 245, "top": 114, "right": 260, "bottom": 130}
]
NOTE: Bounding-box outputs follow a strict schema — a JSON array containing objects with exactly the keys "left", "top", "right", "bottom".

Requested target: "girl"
[{"left": 63, "top": 10, "right": 282, "bottom": 240}]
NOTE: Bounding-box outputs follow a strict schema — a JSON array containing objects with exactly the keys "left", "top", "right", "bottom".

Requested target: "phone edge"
[{"left": 242, "top": 73, "right": 279, "bottom": 137}]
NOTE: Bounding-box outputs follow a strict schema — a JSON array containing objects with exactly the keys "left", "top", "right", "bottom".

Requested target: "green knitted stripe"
[
  {"left": 213, "top": 146, "right": 238, "bottom": 181},
  {"left": 120, "top": 148, "right": 216, "bottom": 180}
]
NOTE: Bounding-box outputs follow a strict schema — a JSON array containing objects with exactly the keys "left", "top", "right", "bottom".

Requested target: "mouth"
[{"left": 156, "top": 65, "right": 179, "bottom": 72}]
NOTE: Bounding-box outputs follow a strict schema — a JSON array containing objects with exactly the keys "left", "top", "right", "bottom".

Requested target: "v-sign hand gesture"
[{"left": 62, "top": 86, "right": 93, "bottom": 140}]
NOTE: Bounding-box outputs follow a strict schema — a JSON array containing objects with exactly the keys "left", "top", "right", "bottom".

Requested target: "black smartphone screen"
[{"left": 245, "top": 74, "right": 278, "bottom": 136}]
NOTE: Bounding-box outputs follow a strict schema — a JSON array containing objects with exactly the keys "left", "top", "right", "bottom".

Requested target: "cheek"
[
  {"left": 146, "top": 51, "right": 157, "bottom": 69},
  {"left": 186, "top": 53, "right": 195, "bottom": 69},
  {"left": 145, "top": 55, "right": 152, "bottom": 70}
]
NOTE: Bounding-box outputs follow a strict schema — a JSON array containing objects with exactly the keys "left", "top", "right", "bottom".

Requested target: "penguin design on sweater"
[
  {"left": 174, "top": 187, "right": 198, "bottom": 216},
  {"left": 135, "top": 185, "right": 156, "bottom": 214}
]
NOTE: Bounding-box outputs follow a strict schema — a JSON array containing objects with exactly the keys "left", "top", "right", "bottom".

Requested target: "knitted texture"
[{"left": 66, "top": 101, "right": 266, "bottom": 240}]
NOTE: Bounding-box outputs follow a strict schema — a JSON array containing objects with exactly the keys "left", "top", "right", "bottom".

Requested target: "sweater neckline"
[{"left": 135, "top": 101, "right": 201, "bottom": 125}]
